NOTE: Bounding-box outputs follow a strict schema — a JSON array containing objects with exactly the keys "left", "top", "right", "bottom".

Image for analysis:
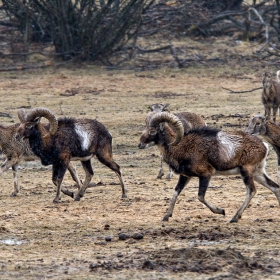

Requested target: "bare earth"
[{"left": 0, "top": 38, "right": 280, "bottom": 279}]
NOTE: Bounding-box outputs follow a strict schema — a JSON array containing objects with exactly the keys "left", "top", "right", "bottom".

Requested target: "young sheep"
[
  {"left": 148, "top": 103, "right": 206, "bottom": 179},
  {"left": 138, "top": 112, "right": 280, "bottom": 224},
  {"left": 246, "top": 113, "right": 280, "bottom": 183},
  {"left": 16, "top": 107, "right": 127, "bottom": 203},
  {"left": 262, "top": 71, "right": 280, "bottom": 122},
  {"left": 0, "top": 122, "right": 82, "bottom": 197}
]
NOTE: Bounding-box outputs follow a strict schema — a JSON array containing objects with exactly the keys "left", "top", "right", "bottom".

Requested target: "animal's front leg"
[
  {"left": 52, "top": 163, "right": 67, "bottom": 203},
  {"left": 198, "top": 176, "right": 225, "bottom": 216},
  {"left": 162, "top": 175, "right": 191, "bottom": 224}
]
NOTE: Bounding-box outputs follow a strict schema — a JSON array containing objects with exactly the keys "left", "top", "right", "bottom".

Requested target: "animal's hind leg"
[
  {"left": 198, "top": 176, "right": 225, "bottom": 216},
  {"left": 0, "top": 157, "right": 20, "bottom": 197},
  {"left": 11, "top": 164, "right": 19, "bottom": 197},
  {"left": 74, "top": 160, "right": 93, "bottom": 201},
  {"left": 254, "top": 163, "right": 280, "bottom": 205},
  {"left": 230, "top": 167, "right": 256, "bottom": 223},
  {"left": 157, "top": 155, "right": 164, "bottom": 179},
  {"left": 96, "top": 152, "right": 127, "bottom": 198},
  {"left": 68, "top": 162, "right": 82, "bottom": 190}
]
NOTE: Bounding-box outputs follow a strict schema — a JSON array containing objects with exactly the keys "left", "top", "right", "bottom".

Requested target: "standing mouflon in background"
[
  {"left": 139, "top": 112, "right": 280, "bottom": 224},
  {"left": 262, "top": 71, "right": 280, "bottom": 123},
  {"left": 246, "top": 113, "right": 280, "bottom": 184},
  {"left": 16, "top": 107, "right": 127, "bottom": 203}
]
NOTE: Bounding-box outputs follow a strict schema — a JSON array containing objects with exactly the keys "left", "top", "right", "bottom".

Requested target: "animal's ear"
[
  {"left": 149, "top": 127, "right": 157, "bottom": 136},
  {"left": 34, "top": 117, "right": 41, "bottom": 123},
  {"left": 159, "top": 123, "right": 165, "bottom": 131}
]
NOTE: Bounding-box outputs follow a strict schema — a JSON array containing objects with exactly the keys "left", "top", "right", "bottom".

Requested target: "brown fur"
[
  {"left": 139, "top": 112, "right": 280, "bottom": 224},
  {"left": 0, "top": 123, "right": 81, "bottom": 197},
  {"left": 246, "top": 114, "right": 280, "bottom": 182},
  {"left": 17, "top": 108, "right": 127, "bottom": 203},
  {"left": 148, "top": 104, "right": 206, "bottom": 179}
]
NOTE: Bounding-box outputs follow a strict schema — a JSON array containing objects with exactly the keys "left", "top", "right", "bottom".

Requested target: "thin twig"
[{"left": 222, "top": 86, "right": 262, "bottom": 93}]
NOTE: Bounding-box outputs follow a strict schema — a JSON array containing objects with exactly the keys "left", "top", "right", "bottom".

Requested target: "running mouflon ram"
[
  {"left": 138, "top": 112, "right": 280, "bottom": 224},
  {"left": 16, "top": 107, "right": 127, "bottom": 203}
]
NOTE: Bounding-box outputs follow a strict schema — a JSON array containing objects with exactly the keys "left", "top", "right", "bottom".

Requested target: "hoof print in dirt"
[{"left": 104, "top": 224, "right": 110, "bottom": 230}]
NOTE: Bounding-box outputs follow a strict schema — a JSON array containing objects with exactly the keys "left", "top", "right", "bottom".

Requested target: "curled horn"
[
  {"left": 17, "top": 108, "right": 27, "bottom": 122},
  {"left": 149, "top": 112, "right": 184, "bottom": 146},
  {"left": 24, "top": 107, "right": 58, "bottom": 135}
]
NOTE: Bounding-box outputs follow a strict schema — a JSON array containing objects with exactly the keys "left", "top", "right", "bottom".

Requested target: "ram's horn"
[
  {"left": 149, "top": 112, "right": 184, "bottom": 146},
  {"left": 24, "top": 107, "right": 58, "bottom": 135}
]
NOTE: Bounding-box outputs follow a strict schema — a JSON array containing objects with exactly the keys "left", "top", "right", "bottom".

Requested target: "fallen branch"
[
  {"left": 0, "top": 61, "right": 56, "bottom": 72},
  {"left": 222, "top": 86, "right": 262, "bottom": 93}
]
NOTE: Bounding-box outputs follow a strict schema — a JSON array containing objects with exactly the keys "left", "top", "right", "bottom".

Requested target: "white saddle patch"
[
  {"left": 75, "top": 124, "right": 90, "bottom": 151},
  {"left": 217, "top": 131, "right": 241, "bottom": 161}
]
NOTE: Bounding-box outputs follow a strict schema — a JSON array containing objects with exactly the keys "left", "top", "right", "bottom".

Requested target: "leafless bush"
[{"left": 1, "top": 0, "right": 154, "bottom": 61}]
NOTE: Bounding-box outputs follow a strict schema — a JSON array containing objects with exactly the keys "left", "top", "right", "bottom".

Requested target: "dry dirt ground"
[{"left": 0, "top": 38, "right": 280, "bottom": 279}]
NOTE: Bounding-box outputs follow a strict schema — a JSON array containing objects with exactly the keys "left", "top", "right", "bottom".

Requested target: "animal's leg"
[
  {"left": 74, "top": 160, "right": 93, "bottom": 201},
  {"left": 67, "top": 162, "right": 82, "bottom": 190},
  {"left": 166, "top": 166, "right": 173, "bottom": 180},
  {"left": 273, "top": 106, "right": 278, "bottom": 122},
  {"left": 96, "top": 153, "right": 127, "bottom": 198},
  {"left": 52, "top": 163, "right": 67, "bottom": 203},
  {"left": 162, "top": 175, "right": 190, "bottom": 223},
  {"left": 254, "top": 165, "right": 280, "bottom": 205},
  {"left": 11, "top": 164, "right": 19, "bottom": 197},
  {"left": 0, "top": 157, "right": 20, "bottom": 197},
  {"left": 197, "top": 176, "right": 225, "bottom": 215},
  {"left": 230, "top": 167, "right": 256, "bottom": 223},
  {"left": 157, "top": 155, "right": 164, "bottom": 179},
  {"left": 266, "top": 107, "right": 271, "bottom": 121}
]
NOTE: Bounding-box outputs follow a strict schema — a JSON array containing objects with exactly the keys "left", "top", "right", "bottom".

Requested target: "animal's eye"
[
  {"left": 256, "top": 122, "right": 261, "bottom": 126},
  {"left": 149, "top": 130, "right": 157, "bottom": 136},
  {"left": 26, "top": 124, "right": 33, "bottom": 129}
]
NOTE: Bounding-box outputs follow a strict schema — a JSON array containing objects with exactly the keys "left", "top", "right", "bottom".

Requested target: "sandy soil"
[{"left": 0, "top": 37, "right": 280, "bottom": 279}]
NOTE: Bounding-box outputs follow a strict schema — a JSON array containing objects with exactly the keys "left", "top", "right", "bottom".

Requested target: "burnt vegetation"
[{"left": 0, "top": 0, "right": 280, "bottom": 69}]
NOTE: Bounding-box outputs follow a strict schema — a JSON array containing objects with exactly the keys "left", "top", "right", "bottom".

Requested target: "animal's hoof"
[
  {"left": 229, "top": 219, "right": 238, "bottom": 223},
  {"left": 53, "top": 199, "right": 60, "bottom": 203},
  {"left": 10, "top": 192, "right": 17, "bottom": 197},
  {"left": 121, "top": 194, "right": 127, "bottom": 199},
  {"left": 222, "top": 209, "right": 225, "bottom": 216},
  {"left": 74, "top": 196, "right": 81, "bottom": 201},
  {"left": 162, "top": 216, "right": 169, "bottom": 222}
]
